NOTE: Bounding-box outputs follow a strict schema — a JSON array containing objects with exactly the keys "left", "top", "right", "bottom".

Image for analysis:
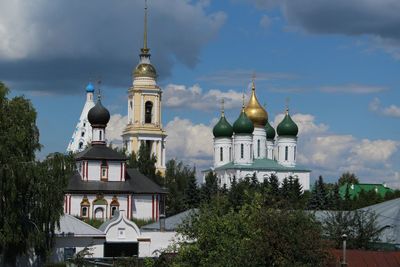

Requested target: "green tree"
[
  {"left": 338, "top": 172, "right": 359, "bottom": 186},
  {"left": 200, "top": 171, "right": 218, "bottom": 203},
  {"left": 184, "top": 169, "right": 200, "bottom": 209},
  {"left": 0, "top": 83, "right": 74, "bottom": 264},
  {"left": 174, "top": 193, "right": 331, "bottom": 266},
  {"left": 308, "top": 175, "right": 329, "bottom": 210},
  {"left": 133, "top": 143, "right": 162, "bottom": 185},
  {"left": 164, "top": 159, "right": 196, "bottom": 216},
  {"left": 323, "top": 210, "right": 385, "bottom": 249}
]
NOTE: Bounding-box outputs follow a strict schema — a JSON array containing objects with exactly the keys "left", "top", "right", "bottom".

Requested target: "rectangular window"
[
  {"left": 285, "top": 146, "right": 288, "bottom": 161},
  {"left": 257, "top": 140, "right": 260, "bottom": 157},
  {"left": 220, "top": 147, "right": 223, "bottom": 162},
  {"left": 294, "top": 147, "right": 296, "bottom": 161},
  {"left": 241, "top": 144, "right": 244, "bottom": 159}
]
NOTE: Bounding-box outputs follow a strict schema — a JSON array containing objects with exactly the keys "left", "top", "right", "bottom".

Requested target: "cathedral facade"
[{"left": 208, "top": 81, "right": 310, "bottom": 190}]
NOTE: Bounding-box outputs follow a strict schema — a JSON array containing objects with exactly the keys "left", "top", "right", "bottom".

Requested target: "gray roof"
[
  {"left": 141, "top": 209, "right": 197, "bottom": 232},
  {"left": 55, "top": 214, "right": 105, "bottom": 237},
  {"left": 66, "top": 168, "right": 166, "bottom": 194},
  {"left": 75, "top": 144, "right": 126, "bottom": 161},
  {"left": 212, "top": 158, "right": 310, "bottom": 172},
  {"left": 313, "top": 198, "right": 400, "bottom": 245},
  {"left": 99, "top": 211, "right": 120, "bottom": 232}
]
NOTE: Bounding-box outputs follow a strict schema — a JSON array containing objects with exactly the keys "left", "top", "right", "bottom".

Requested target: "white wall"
[
  {"left": 132, "top": 195, "right": 153, "bottom": 220},
  {"left": 233, "top": 135, "right": 253, "bottom": 165},
  {"left": 253, "top": 127, "right": 266, "bottom": 159},
  {"left": 139, "top": 231, "right": 178, "bottom": 258},
  {"left": 214, "top": 169, "right": 310, "bottom": 191},
  {"left": 276, "top": 137, "right": 297, "bottom": 167},
  {"left": 213, "top": 137, "right": 232, "bottom": 168}
]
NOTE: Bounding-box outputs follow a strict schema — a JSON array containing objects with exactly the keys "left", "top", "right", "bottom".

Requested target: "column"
[{"left": 140, "top": 95, "right": 144, "bottom": 124}]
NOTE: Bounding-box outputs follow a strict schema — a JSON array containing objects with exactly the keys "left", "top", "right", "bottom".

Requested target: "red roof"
[{"left": 330, "top": 249, "right": 400, "bottom": 267}]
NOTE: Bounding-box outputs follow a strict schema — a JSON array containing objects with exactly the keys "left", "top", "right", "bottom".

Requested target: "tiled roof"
[
  {"left": 75, "top": 144, "right": 127, "bottom": 161},
  {"left": 55, "top": 214, "right": 105, "bottom": 237},
  {"left": 213, "top": 158, "right": 310, "bottom": 172},
  {"left": 66, "top": 168, "right": 166, "bottom": 194},
  {"left": 330, "top": 249, "right": 400, "bottom": 267}
]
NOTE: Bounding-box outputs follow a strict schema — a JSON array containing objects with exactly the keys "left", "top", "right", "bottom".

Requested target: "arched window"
[
  {"left": 294, "top": 146, "right": 296, "bottom": 161},
  {"left": 240, "top": 144, "right": 244, "bottom": 159},
  {"left": 145, "top": 101, "right": 153, "bottom": 123},
  {"left": 79, "top": 142, "right": 83, "bottom": 150},
  {"left": 110, "top": 196, "right": 120, "bottom": 218},
  {"left": 229, "top": 147, "right": 232, "bottom": 161},
  {"left": 101, "top": 160, "right": 108, "bottom": 181},
  {"left": 82, "top": 207, "right": 88, "bottom": 217},
  {"left": 220, "top": 147, "right": 223, "bottom": 162},
  {"left": 81, "top": 131, "right": 85, "bottom": 137},
  {"left": 257, "top": 140, "right": 260, "bottom": 157},
  {"left": 94, "top": 207, "right": 104, "bottom": 220},
  {"left": 99, "top": 130, "right": 102, "bottom": 140},
  {"left": 285, "top": 146, "right": 288, "bottom": 161}
]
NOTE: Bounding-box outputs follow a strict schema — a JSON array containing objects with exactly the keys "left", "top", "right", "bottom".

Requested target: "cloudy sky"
[{"left": 2, "top": 0, "right": 400, "bottom": 187}]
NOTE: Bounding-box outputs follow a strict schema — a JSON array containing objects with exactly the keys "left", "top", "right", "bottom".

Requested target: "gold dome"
[
  {"left": 244, "top": 81, "right": 268, "bottom": 127},
  {"left": 133, "top": 63, "right": 157, "bottom": 79}
]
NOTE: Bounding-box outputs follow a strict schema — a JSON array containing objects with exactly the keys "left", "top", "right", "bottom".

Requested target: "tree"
[
  {"left": 184, "top": 169, "right": 200, "bottom": 209},
  {"left": 0, "top": 82, "right": 74, "bottom": 264},
  {"left": 200, "top": 171, "right": 218, "bottom": 203},
  {"left": 174, "top": 193, "right": 331, "bottom": 266},
  {"left": 132, "top": 143, "right": 162, "bottom": 186},
  {"left": 323, "top": 210, "right": 385, "bottom": 249},
  {"left": 338, "top": 172, "right": 359, "bottom": 186},
  {"left": 164, "top": 159, "right": 196, "bottom": 216},
  {"left": 308, "top": 175, "right": 329, "bottom": 210}
]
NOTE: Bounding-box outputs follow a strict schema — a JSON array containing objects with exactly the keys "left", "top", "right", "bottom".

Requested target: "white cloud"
[
  {"left": 369, "top": 97, "right": 400, "bottom": 117},
  {"left": 163, "top": 83, "right": 245, "bottom": 111},
  {"left": 273, "top": 113, "right": 328, "bottom": 135},
  {"left": 0, "top": 0, "right": 226, "bottom": 92},
  {"left": 320, "top": 84, "right": 387, "bottom": 94},
  {"left": 165, "top": 117, "right": 214, "bottom": 167},
  {"left": 350, "top": 139, "right": 399, "bottom": 163},
  {"left": 106, "top": 114, "right": 127, "bottom": 146}
]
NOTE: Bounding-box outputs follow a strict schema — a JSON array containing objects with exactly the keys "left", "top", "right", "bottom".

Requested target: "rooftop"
[{"left": 212, "top": 158, "right": 310, "bottom": 172}]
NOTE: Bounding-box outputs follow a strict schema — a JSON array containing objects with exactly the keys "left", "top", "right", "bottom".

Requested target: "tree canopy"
[{"left": 0, "top": 82, "right": 74, "bottom": 265}]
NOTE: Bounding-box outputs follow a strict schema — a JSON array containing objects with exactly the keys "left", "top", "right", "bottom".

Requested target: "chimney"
[{"left": 159, "top": 214, "right": 166, "bottom": 232}]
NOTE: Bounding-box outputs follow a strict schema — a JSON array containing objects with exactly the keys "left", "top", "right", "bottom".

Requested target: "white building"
[
  {"left": 67, "top": 82, "right": 96, "bottom": 153},
  {"left": 64, "top": 95, "right": 166, "bottom": 222},
  {"left": 205, "top": 81, "right": 310, "bottom": 190}
]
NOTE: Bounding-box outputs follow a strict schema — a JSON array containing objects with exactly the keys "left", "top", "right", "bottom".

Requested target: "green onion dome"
[
  {"left": 213, "top": 115, "right": 233, "bottom": 138},
  {"left": 233, "top": 109, "right": 254, "bottom": 134},
  {"left": 265, "top": 121, "right": 276, "bottom": 140},
  {"left": 277, "top": 110, "right": 298, "bottom": 137}
]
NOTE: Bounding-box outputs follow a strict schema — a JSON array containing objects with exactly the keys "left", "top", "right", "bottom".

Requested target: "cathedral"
[
  {"left": 64, "top": 2, "right": 166, "bottom": 221},
  {"left": 208, "top": 81, "right": 311, "bottom": 190}
]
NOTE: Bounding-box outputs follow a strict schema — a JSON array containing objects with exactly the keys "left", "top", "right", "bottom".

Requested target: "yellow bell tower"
[{"left": 122, "top": 1, "right": 167, "bottom": 174}]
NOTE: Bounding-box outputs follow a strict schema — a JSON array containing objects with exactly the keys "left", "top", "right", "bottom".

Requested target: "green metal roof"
[
  {"left": 213, "top": 115, "right": 233, "bottom": 138},
  {"left": 233, "top": 110, "right": 254, "bottom": 134},
  {"left": 339, "top": 183, "right": 394, "bottom": 199},
  {"left": 214, "top": 158, "right": 310, "bottom": 172}
]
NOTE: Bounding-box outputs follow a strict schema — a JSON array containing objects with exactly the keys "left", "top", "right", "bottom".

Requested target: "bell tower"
[{"left": 122, "top": 0, "right": 167, "bottom": 175}]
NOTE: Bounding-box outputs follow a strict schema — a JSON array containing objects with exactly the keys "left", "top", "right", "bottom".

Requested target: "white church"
[
  {"left": 64, "top": 1, "right": 167, "bottom": 222},
  {"left": 206, "top": 81, "right": 311, "bottom": 190}
]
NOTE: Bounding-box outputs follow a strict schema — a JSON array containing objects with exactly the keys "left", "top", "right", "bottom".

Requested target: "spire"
[
  {"left": 242, "top": 93, "right": 245, "bottom": 111},
  {"left": 221, "top": 98, "right": 225, "bottom": 117},
  {"left": 140, "top": 0, "right": 150, "bottom": 56},
  {"left": 96, "top": 80, "right": 102, "bottom": 101},
  {"left": 251, "top": 72, "right": 256, "bottom": 91},
  {"left": 285, "top": 97, "right": 290, "bottom": 115}
]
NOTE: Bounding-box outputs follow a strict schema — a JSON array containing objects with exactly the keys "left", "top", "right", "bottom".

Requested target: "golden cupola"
[{"left": 244, "top": 81, "right": 268, "bottom": 127}]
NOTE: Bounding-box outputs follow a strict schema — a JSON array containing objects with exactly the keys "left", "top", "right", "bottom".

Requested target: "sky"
[{"left": 1, "top": 0, "right": 400, "bottom": 187}]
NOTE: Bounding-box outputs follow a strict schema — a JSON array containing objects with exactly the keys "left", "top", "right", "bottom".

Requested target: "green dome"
[
  {"left": 213, "top": 115, "right": 233, "bottom": 138},
  {"left": 233, "top": 110, "right": 254, "bottom": 134},
  {"left": 265, "top": 121, "right": 276, "bottom": 139},
  {"left": 277, "top": 111, "right": 298, "bottom": 137}
]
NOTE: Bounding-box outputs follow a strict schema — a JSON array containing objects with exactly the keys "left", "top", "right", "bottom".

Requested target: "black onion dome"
[{"left": 88, "top": 99, "right": 110, "bottom": 127}]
